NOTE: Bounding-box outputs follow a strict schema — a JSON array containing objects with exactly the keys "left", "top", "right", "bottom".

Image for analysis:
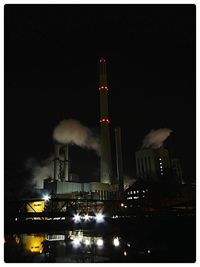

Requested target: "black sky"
[{"left": 5, "top": 4, "right": 196, "bottom": 190}]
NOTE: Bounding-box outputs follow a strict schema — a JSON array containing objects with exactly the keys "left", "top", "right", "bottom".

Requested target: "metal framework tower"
[{"left": 99, "top": 58, "right": 113, "bottom": 184}]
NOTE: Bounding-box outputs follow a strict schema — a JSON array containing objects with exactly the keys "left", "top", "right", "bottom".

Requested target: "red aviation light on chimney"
[
  {"left": 100, "top": 58, "right": 106, "bottom": 63},
  {"left": 100, "top": 118, "right": 110, "bottom": 123},
  {"left": 99, "top": 86, "right": 108, "bottom": 91}
]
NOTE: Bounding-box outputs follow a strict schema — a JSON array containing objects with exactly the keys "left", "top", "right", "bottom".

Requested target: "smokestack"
[
  {"left": 63, "top": 144, "right": 69, "bottom": 181},
  {"left": 54, "top": 142, "right": 61, "bottom": 180},
  {"left": 115, "top": 127, "right": 125, "bottom": 200},
  {"left": 99, "top": 58, "right": 113, "bottom": 184}
]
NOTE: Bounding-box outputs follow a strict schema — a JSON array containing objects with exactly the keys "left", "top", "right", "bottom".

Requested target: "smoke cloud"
[
  {"left": 26, "top": 156, "right": 54, "bottom": 189},
  {"left": 25, "top": 119, "right": 100, "bottom": 189},
  {"left": 53, "top": 119, "right": 100, "bottom": 154},
  {"left": 142, "top": 128, "right": 173, "bottom": 149}
]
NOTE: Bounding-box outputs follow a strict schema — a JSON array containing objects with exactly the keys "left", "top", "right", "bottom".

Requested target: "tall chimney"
[
  {"left": 115, "top": 127, "right": 125, "bottom": 200},
  {"left": 99, "top": 58, "right": 113, "bottom": 184},
  {"left": 54, "top": 142, "right": 61, "bottom": 180},
  {"left": 63, "top": 144, "right": 69, "bottom": 181}
]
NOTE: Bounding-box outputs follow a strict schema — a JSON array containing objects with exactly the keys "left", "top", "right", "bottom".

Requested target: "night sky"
[{"left": 5, "top": 4, "right": 196, "bottom": 196}]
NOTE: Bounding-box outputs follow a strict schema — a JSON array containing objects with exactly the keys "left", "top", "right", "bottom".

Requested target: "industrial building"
[
  {"left": 135, "top": 147, "right": 171, "bottom": 182},
  {"left": 42, "top": 58, "right": 122, "bottom": 201},
  {"left": 123, "top": 147, "right": 186, "bottom": 208},
  {"left": 171, "top": 158, "right": 183, "bottom": 184}
]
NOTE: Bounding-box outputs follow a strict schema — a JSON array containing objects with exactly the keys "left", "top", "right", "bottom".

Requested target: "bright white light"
[
  {"left": 72, "top": 238, "right": 80, "bottom": 247},
  {"left": 95, "top": 213, "right": 104, "bottom": 223},
  {"left": 77, "top": 232, "right": 83, "bottom": 241},
  {"left": 43, "top": 195, "right": 50, "bottom": 201},
  {"left": 73, "top": 214, "right": 81, "bottom": 223},
  {"left": 84, "top": 214, "right": 90, "bottom": 221},
  {"left": 113, "top": 237, "right": 120, "bottom": 247},
  {"left": 148, "top": 249, "right": 151, "bottom": 254},
  {"left": 85, "top": 239, "right": 90, "bottom": 246},
  {"left": 124, "top": 251, "right": 127, "bottom": 256},
  {"left": 96, "top": 239, "right": 103, "bottom": 247}
]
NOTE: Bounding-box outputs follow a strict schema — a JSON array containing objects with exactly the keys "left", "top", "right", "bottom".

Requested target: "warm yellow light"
[
  {"left": 22, "top": 235, "right": 45, "bottom": 253},
  {"left": 26, "top": 201, "right": 45, "bottom": 213}
]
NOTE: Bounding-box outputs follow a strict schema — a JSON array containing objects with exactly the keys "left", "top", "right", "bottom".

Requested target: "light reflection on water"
[
  {"left": 4, "top": 214, "right": 196, "bottom": 263},
  {"left": 5, "top": 230, "right": 126, "bottom": 263}
]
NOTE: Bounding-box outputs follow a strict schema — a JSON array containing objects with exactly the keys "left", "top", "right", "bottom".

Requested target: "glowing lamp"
[
  {"left": 72, "top": 238, "right": 80, "bottom": 247},
  {"left": 113, "top": 237, "right": 120, "bottom": 247},
  {"left": 95, "top": 213, "right": 104, "bottom": 223},
  {"left": 99, "top": 86, "right": 108, "bottom": 90},
  {"left": 100, "top": 118, "right": 110, "bottom": 123},
  {"left": 84, "top": 214, "right": 90, "bottom": 221},
  {"left": 43, "top": 195, "right": 50, "bottom": 201},
  {"left": 73, "top": 214, "right": 81, "bottom": 223},
  {"left": 96, "top": 239, "right": 103, "bottom": 247},
  {"left": 85, "top": 239, "right": 90, "bottom": 246}
]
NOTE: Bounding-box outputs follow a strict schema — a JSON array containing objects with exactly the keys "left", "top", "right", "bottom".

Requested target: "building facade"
[{"left": 135, "top": 147, "right": 171, "bottom": 182}]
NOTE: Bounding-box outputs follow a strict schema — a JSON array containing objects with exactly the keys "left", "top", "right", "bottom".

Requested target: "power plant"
[
  {"left": 22, "top": 58, "right": 187, "bottom": 214},
  {"left": 43, "top": 58, "right": 123, "bottom": 200},
  {"left": 5, "top": 58, "right": 195, "bottom": 264}
]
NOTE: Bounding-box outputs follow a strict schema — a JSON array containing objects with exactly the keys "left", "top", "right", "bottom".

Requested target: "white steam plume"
[
  {"left": 53, "top": 119, "right": 100, "bottom": 154},
  {"left": 26, "top": 156, "right": 54, "bottom": 189},
  {"left": 142, "top": 128, "right": 173, "bottom": 149}
]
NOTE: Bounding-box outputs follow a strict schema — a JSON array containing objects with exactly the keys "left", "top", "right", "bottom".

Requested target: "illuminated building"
[{"left": 135, "top": 147, "right": 171, "bottom": 182}]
